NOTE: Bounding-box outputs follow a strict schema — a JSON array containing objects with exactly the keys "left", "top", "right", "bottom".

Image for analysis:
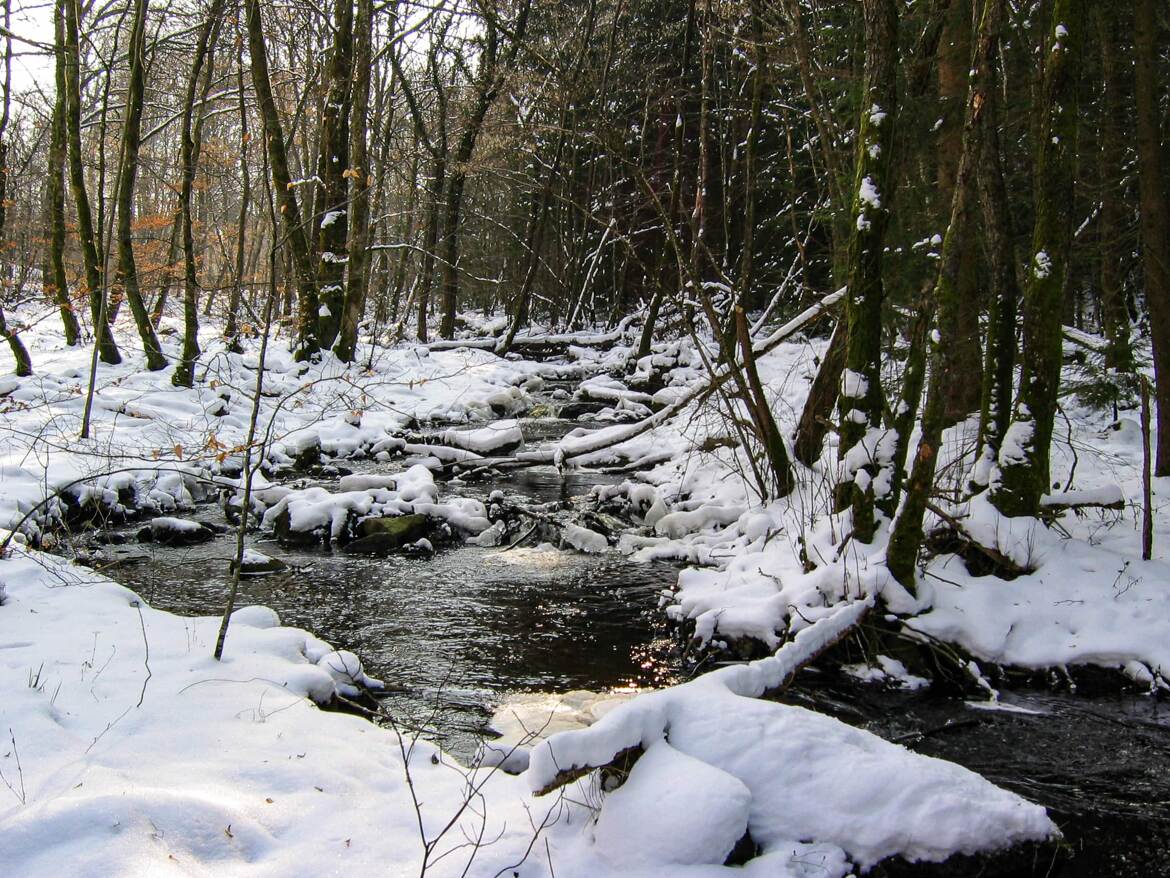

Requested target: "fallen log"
[
  {"left": 425, "top": 313, "right": 641, "bottom": 353},
  {"left": 529, "top": 594, "right": 872, "bottom": 796},
  {"left": 464, "top": 290, "right": 845, "bottom": 480}
]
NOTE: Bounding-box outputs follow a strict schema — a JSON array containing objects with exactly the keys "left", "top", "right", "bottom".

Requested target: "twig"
[
  {"left": 133, "top": 601, "right": 152, "bottom": 708},
  {"left": 500, "top": 521, "right": 539, "bottom": 552},
  {"left": 1, "top": 728, "right": 26, "bottom": 804}
]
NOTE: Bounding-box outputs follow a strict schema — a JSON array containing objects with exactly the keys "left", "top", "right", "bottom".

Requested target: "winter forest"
[{"left": 1, "top": 0, "right": 1169, "bottom": 874}]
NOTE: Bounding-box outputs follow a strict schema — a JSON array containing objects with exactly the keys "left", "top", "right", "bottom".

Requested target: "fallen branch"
[
  {"left": 426, "top": 313, "right": 641, "bottom": 353},
  {"left": 529, "top": 594, "right": 871, "bottom": 796},
  {"left": 1061, "top": 325, "right": 1110, "bottom": 355},
  {"left": 465, "top": 290, "right": 845, "bottom": 481},
  {"left": 925, "top": 501, "right": 1031, "bottom": 577}
]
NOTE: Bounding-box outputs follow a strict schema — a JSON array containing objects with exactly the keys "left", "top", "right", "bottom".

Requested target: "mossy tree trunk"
[
  {"left": 245, "top": 0, "right": 320, "bottom": 359},
  {"left": 991, "top": 0, "right": 1082, "bottom": 517},
  {"left": 837, "top": 0, "right": 898, "bottom": 543},
  {"left": 1134, "top": 0, "right": 1170, "bottom": 476},
  {"left": 1096, "top": 4, "right": 1133, "bottom": 374},
  {"left": 173, "top": 0, "right": 224, "bottom": 387},
  {"left": 334, "top": 0, "right": 373, "bottom": 363},
  {"left": 0, "top": 1, "right": 29, "bottom": 376},
  {"left": 42, "top": 68, "right": 80, "bottom": 347},
  {"left": 973, "top": 15, "right": 1019, "bottom": 476},
  {"left": 936, "top": 0, "right": 984, "bottom": 425},
  {"left": 315, "top": 0, "right": 353, "bottom": 351},
  {"left": 62, "top": 0, "right": 120, "bottom": 365},
  {"left": 888, "top": 0, "right": 1004, "bottom": 587},
  {"left": 114, "top": 0, "right": 166, "bottom": 372}
]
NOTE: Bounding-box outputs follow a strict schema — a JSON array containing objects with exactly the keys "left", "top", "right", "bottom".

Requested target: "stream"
[{"left": 80, "top": 410, "right": 1170, "bottom": 876}]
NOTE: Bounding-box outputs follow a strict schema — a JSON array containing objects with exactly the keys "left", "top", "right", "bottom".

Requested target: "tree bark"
[
  {"left": 936, "top": 0, "right": 983, "bottom": 424},
  {"left": 114, "top": 0, "right": 166, "bottom": 371},
  {"left": 315, "top": 0, "right": 354, "bottom": 351},
  {"left": 972, "top": 19, "right": 1018, "bottom": 473},
  {"left": 1095, "top": 4, "right": 1132, "bottom": 373},
  {"left": 62, "top": 0, "right": 120, "bottom": 365},
  {"left": 245, "top": 0, "right": 320, "bottom": 358},
  {"left": 888, "top": 0, "right": 1003, "bottom": 586},
  {"left": 1134, "top": 0, "right": 1170, "bottom": 475},
  {"left": 335, "top": 0, "right": 373, "bottom": 362},
  {"left": 437, "top": 1, "right": 530, "bottom": 340},
  {"left": 837, "top": 0, "right": 899, "bottom": 543},
  {"left": 173, "top": 0, "right": 224, "bottom": 387},
  {"left": 992, "top": 0, "right": 1083, "bottom": 516},
  {"left": 224, "top": 32, "right": 250, "bottom": 354},
  {"left": 42, "top": 68, "right": 80, "bottom": 346}
]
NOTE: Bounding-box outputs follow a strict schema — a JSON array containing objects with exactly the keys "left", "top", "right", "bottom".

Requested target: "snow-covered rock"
[
  {"left": 439, "top": 419, "right": 524, "bottom": 454},
  {"left": 138, "top": 516, "right": 216, "bottom": 545}
]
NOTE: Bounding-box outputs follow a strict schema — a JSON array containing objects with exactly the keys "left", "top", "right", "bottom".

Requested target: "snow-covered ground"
[{"left": 2, "top": 311, "right": 1164, "bottom": 874}]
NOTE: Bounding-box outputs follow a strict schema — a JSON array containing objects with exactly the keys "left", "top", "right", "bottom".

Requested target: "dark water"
[
  {"left": 785, "top": 673, "right": 1170, "bottom": 876},
  {"left": 100, "top": 458, "right": 681, "bottom": 756}
]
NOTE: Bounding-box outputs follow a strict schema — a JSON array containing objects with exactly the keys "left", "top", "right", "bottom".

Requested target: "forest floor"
[{"left": 0, "top": 310, "right": 1166, "bottom": 876}]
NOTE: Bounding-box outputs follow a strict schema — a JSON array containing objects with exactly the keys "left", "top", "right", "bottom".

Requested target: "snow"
[
  {"left": 1041, "top": 484, "right": 1124, "bottom": 508},
  {"left": 591, "top": 739, "right": 751, "bottom": 868},
  {"left": 858, "top": 175, "right": 881, "bottom": 209},
  {"left": 3, "top": 293, "right": 1168, "bottom": 874},
  {"left": 561, "top": 522, "right": 609, "bottom": 554},
  {"left": 259, "top": 464, "right": 490, "bottom": 543},
  {"left": 149, "top": 516, "right": 203, "bottom": 533},
  {"left": 1033, "top": 250, "right": 1052, "bottom": 279},
  {"left": 528, "top": 602, "right": 1055, "bottom": 871},
  {"left": 840, "top": 368, "right": 869, "bottom": 400},
  {"left": 0, "top": 547, "right": 557, "bottom": 877},
  {"left": 439, "top": 419, "right": 524, "bottom": 453}
]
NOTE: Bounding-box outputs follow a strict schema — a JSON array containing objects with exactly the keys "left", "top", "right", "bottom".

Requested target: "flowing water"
[
  {"left": 97, "top": 425, "right": 683, "bottom": 756},
  {"left": 83, "top": 412, "right": 1170, "bottom": 875}
]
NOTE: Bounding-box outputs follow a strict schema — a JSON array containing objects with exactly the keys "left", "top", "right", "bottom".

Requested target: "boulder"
[
  {"left": 342, "top": 514, "right": 430, "bottom": 555},
  {"left": 271, "top": 508, "right": 327, "bottom": 546},
  {"left": 138, "top": 517, "right": 216, "bottom": 546},
  {"left": 230, "top": 550, "right": 289, "bottom": 576}
]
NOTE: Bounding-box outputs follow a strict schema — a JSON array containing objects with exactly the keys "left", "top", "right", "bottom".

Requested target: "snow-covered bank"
[
  {"left": 0, "top": 322, "right": 556, "bottom": 543},
  {"left": 563, "top": 337, "right": 1170, "bottom": 687},
  {"left": 0, "top": 547, "right": 545, "bottom": 877}
]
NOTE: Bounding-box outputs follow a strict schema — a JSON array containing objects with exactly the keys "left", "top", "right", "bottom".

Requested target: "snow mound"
[
  {"left": 592, "top": 739, "right": 751, "bottom": 868},
  {"left": 527, "top": 602, "right": 1055, "bottom": 870},
  {"left": 230, "top": 604, "right": 281, "bottom": 628},
  {"left": 439, "top": 419, "right": 524, "bottom": 454}
]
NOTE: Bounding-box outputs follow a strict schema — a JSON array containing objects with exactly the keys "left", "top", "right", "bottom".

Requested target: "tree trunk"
[
  {"left": 794, "top": 321, "right": 847, "bottom": 465},
  {"left": 0, "top": 6, "right": 29, "bottom": 375},
  {"left": 42, "top": 71, "right": 80, "bottom": 346},
  {"left": 114, "top": 0, "right": 167, "bottom": 371},
  {"left": 335, "top": 0, "right": 372, "bottom": 363},
  {"left": 936, "top": 0, "right": 983, "bottom": 424},
  {"left": 437, "top": 2, "right": 530, "bottom": 340},
  {"left": 315, "top": 0, "right": 353, "bottom": 351},
  {"left": 837, "top": 0, "right": 899, "bottom": 543},
  {"left": 992, "top": 0, "right": 1083, "bottom": 516},
  {"left": 972, "top": 20, "right": 1018, "bottom": 475},
  {"left": 1095, "top": 5, "right": 1132, "bottom": 373},
  {"left": 62, "top": 0, "right": 120, "bottom": 365},
  {"left": 888, "top": 0, "right": 1003, "bottom": 586},
  {"left": 224, "top": 34, "right": 250, "bottom": 354},
  {"left": 245, "top": 0, "right": 320, "bottom": 359},
  {"left": 173, "top": 0, "right": 224, "bottom": 387},
  {"left": 1134, "top": 0, "right": 1170, "bottom": 476}
]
